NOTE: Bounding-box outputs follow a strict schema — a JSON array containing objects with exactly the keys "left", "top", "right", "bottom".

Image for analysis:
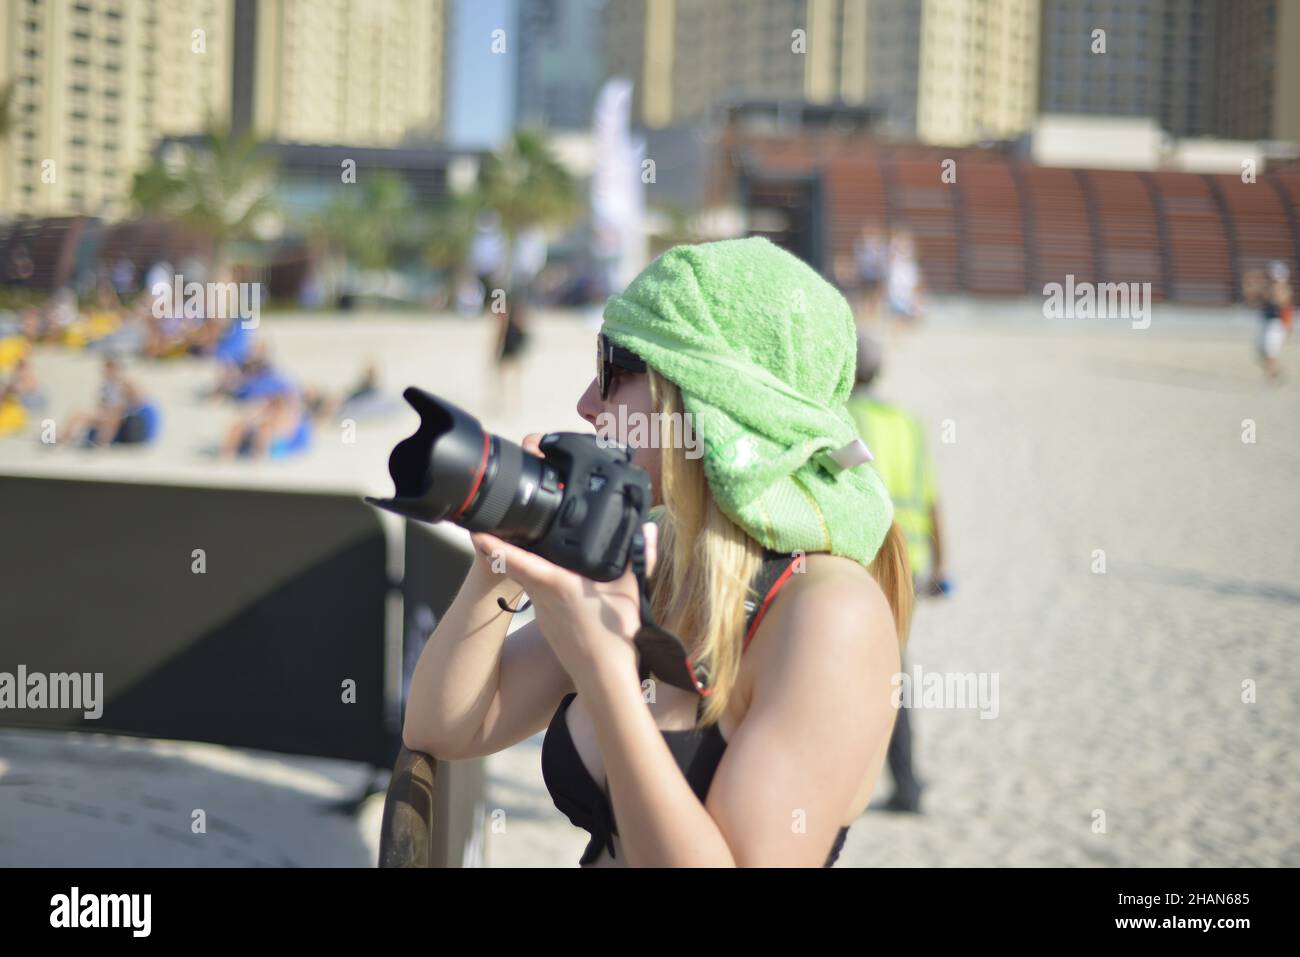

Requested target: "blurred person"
[
  {"left": 143, "top": 313, "right": 184, "bottom": 359},
  {"left": 63, "top": 281, "right": 124, "bottom": 349},
  {"left": 0, "top": 382, "right": 27, "bottom": 437},
  {"left": 141, "top": 281, "right": 196, "bottom": 359},
  {"left": 454, "top": 265, "right": 485, "bottom": 315},
  {"left": 853, "top": 225, "right": 890, "bottom": 326},
  {"left": 1256, "top": 261, "right": 1293, "bottom": 381},
  {"left": 487, "top": 286, "right": 530, "bottom": 417},
  {"left": 187, "top": 314, "right": 254, "bottom": 365},
  {"left": 846, "top": 333, "right": 949, "bottom": 814},
  {"left": 403, "top": 237, "right": 911, "bottom": 867},
  {"left": 299, "top": 266, "right": 327, "bottom": 310},
  {"left": 212, "top": 315, "right": 254, "bottom": 365},
  {"left": 59, "top": 356, "right": 160, "bottom": 448},
  {"left": 0, "top": 327, "right": 30, "bottom": 377},
  {"left": 218, "top": 387, "right": 312, "bottom": 460},
  {"left": 8, "top": 356, "right": 45, "bottom": 411},
  {"left": 302, "top": 359, "right": 399, "bottom": 421},
  {"left": 87, "top": 294, "right": 150, "bottom": 357},
  {"left": 43, "top": 288, "right": 80, "bottom": 343},
  {"left": 208, "top": 338, "right": 288, "bottom": 402},
  {"left": 470, "top": 211, "right": 506, "bottom": 310},
  {"left": 144, "top": 259, "right": 174, "bottom": 296},
  {"left": 18, "top": 306, "right": 44, "bottom": 343},
  {"left": 886, "top": 233, "right": 925, "bottom": 324},
  {"left": 512, "top": 225, "right": 549, "bottom": 301},
  {"left": 111, "top": 257, "right": 136, "bottom": 296},
  {"left": 154, "top": 290, "right": 218, "bottom": 358},
  {"left": 144, "top": 259, "right": 216, "bottom": 355},
  {"left": 0, "top": 339, "right": 40, "bottom": 439}
]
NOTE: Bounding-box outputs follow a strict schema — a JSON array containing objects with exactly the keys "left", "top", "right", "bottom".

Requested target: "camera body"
[
  {"left": 528, "top": 432, "right": 651, "bottom": 581},
  {"left": 365, "top": 388, "right": 652, "bottom": 582}
]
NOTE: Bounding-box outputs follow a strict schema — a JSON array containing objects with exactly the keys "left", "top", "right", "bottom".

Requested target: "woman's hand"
[{"left": 470, "top": 446, "right": 658, "bottom": 687}]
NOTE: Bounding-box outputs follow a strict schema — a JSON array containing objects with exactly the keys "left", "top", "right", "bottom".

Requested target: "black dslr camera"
[{"left": 365, "top": 387, "right": 652, "bottom": 581}]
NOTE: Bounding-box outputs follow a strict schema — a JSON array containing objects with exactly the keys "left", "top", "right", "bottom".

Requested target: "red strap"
[{"left": 742, "top": 562, "right": 798, "bottom": 653}]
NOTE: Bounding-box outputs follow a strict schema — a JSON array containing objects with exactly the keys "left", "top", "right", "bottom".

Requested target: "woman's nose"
[{"left": 575, "top": 377, "right": 602, "bottom": 427}]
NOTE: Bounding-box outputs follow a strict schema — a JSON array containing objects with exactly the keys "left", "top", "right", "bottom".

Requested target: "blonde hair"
[{"left": 647, "top": 368, "right": 913, "bottom": 729}]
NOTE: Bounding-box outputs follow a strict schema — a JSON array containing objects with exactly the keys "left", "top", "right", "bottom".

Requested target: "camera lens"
[
  {"left": 367, "top": 388, "right": 562, "bottom": 543},
  {"left": 458, "top": 434, "right": 560, "bottom": 542}
]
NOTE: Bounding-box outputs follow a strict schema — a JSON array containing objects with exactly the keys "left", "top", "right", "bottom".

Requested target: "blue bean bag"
[
  {"left": 132, "top": 403, "right": 161, "bottom": 442},
  {"left": 84, "top": 403, "right": 160, "bottom": 446},
  {"left": 269, "top": 416, "right": 312, "bottom": 458},
  {"left": 237, "top": 415, "right": 312, "bottom": 458}
]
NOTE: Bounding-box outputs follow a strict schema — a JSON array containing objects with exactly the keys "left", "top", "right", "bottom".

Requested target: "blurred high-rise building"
[
  {"left": 1039, "top": 0, "right": 1217, "bottom": 137},
  {"left": 0, "top": 0, "right": 452, "bottom": 221},
  {"left": 602, "top": 0, "right": 1038, "bottom": 146},
  {"left": 1039, "top": 0, "right": 1300, "bottom": 142},
  {"left": 230, "top": 0, "right": 449, "bottom": 147},
  {"left": 1213, "top": 0, "right": 1300, "bottom": 142},
  {"left": 603, "top": 0, "right": 840, "bottom": 129},
  {"left": 863, "top": 0, "right": 922, "bottom": 137},
  {"left": 515, "top": 0, "right": 605, "bottom": 131},
  {"left": 0, "top": 0, "right": 235, "bottom": 218},
  {"left": 915, "top": 0, "right": 1039, "bottom": 144}
]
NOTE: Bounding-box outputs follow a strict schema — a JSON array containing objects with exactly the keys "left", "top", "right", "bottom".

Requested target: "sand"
[{"left": 2, "top": 298, "right": 1296, "bottom": 866}]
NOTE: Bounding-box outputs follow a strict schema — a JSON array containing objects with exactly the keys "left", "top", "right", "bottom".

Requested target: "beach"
[{"left": 3, "top": 299, "right": 1297, "bottom": 866}]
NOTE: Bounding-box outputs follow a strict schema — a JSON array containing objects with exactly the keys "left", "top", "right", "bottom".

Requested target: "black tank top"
[{"left": 540, "top": 549, "right": 853, "bottom": 867}]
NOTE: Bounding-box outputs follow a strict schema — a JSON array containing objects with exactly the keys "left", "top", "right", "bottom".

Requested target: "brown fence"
[{"left": 713, "top": 131, "right": 1300, "bottom": 305}]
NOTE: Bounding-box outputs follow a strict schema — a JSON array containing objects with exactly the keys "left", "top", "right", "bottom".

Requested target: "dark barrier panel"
[{"left": 0, "top": 476, "right": 395, "bottom": 766}]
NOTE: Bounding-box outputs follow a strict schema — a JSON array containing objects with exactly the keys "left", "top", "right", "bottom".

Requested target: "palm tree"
[
  {"left": 305, "top": 170, "right": 427, "bottom": 305},
  {"left": 0, "top": 81, "right": 15, "bottom": 231},
  {"left": 478, "top": 128, "right": 580, "bottom": 286},
  {"left": 423, "top": 189, "right": 481, "bottom": 274},
  {"left": 128, "top": 123, "right": 278, "bottom": 277},
  {"left": 318, "top": 170, "right": 413, "bottom": 272}
]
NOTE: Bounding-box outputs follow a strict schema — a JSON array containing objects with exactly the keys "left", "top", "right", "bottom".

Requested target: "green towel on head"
[{"left": 601, "top": 236, "right": 894, "bottom": 566}]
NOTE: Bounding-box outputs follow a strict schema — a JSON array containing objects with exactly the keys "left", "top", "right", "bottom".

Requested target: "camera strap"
[
  {"left": 494, "top": 529, "right": 710, "bottom": 696},
  {"left": 628, "top": 528, "right": 712, "bottom": 697}
]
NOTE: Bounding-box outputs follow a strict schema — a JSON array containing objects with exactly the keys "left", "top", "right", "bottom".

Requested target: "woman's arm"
[
  {"left": 583, "top": 563, "right": 899, "bottom": 866},
  {"left": 401, "top": 549, "right": 575, "bottom": 760},
  {"left": 403, "top": 433, "right": 576, "bottom": 758}
]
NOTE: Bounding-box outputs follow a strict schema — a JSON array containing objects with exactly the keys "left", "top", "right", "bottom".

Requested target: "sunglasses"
[{"left": 596, "top": 332, "right": 647, "bottom": 401}]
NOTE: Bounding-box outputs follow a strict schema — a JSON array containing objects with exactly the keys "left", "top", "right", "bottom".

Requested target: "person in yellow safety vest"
[
  {"left": 845, "top": 333, "right": 949, "bottom": 813},
  {"left": 846, "top": 334, "right": 949, "bottom": 592}
]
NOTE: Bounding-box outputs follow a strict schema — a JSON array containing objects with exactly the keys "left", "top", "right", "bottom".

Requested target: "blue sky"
[{"left": 446, "top": 0, "right": 517, "bottom": 149}]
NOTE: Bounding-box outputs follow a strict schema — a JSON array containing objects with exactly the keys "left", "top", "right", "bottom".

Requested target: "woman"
[{"left": 403, "top": 237, "right": 912, "bottom": 866}]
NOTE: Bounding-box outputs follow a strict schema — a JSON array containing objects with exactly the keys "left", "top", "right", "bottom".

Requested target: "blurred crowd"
[{"left": 0, "top": 259, "right": 389, "bottom": 457}]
